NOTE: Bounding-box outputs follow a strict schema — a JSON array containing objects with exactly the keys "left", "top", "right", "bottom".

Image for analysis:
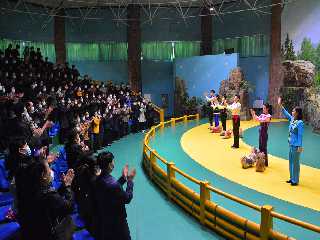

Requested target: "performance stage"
[{"left": 181, "top": 120, "right": 320, "bottom": 211}]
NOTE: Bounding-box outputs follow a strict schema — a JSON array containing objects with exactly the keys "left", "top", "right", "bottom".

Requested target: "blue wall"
[
  {"left": 141, "top": 60, "right": 174, "bottom": 116},
  {"left": 71, "top": 61, "right": 128, "bottom": 84},
  {"left": 174, "top": 54, "right": 239, "bottom": 99},
  {"left": 239, "top": 57, "right": 270, "bottom": 105}
]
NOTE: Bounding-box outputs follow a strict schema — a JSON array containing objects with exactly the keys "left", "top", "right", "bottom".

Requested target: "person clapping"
[{"left": 94, "top": 151, "right": 136, "bottom": 240}]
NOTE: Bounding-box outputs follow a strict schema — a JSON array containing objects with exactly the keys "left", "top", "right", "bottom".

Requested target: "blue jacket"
[
  {"left": 282, "top": 107, "right": 304, "bottom": 147},
  {"left": 94, "top": 172, "right": 134, "bottom": 240}
]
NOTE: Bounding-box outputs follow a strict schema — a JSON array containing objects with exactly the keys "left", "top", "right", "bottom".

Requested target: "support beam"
[
  {"left": 269, "top": 0, "right": 282, "bottom": 117},
  {"left": 200, "top": 7, "right": 212, "bottom": 55},
  {"left": 54, "top": 10, "right": 66, "bottom": 64},
  {"left": 127, "top": 5, "right": 141, "bottom": 93}
]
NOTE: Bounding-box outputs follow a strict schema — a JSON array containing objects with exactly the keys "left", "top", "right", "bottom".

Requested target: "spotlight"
[{"left": 209, "top": 7, "right": 214, "bottom": 11}]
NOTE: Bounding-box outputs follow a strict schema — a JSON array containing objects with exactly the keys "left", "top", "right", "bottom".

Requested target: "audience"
[{"left": 0, "top": 44, "right": 151, "bottom": 239}]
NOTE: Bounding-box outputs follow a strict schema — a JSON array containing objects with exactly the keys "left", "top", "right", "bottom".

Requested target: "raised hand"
[
  {"left": 128, "top": 168, "right": 136, "bottom": 181},
  {"left": 33, "top": 128, "right": 43, "bottom": 137},
  {"left": 122, "top": 164, "right": 129, "bottom": 178},
  {"left": 47, "top": 153, "right": 57, "bottom": 163},
  {"left": 61, "top": 169, "right": 75, "bottom": 187},
  {"left": 277, "top": 97, "right": 282, "bottom": 106}
]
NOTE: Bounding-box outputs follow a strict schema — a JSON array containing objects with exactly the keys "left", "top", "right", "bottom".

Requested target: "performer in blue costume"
[{"left": 278, "top": 97, "right": 304, "bottom": 186}]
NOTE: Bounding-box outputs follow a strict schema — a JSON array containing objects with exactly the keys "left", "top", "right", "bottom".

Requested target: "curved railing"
[
  {"left": 150, "top": 103, "right": 165, "bottom": 123},
  {"left": 142, "top": 113, "right": 320, "bottom": 240}
]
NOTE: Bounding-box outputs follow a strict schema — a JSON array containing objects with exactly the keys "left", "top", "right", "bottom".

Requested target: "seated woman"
[{"left": 16, "top": 159, "right": 75, "bottom": 240}]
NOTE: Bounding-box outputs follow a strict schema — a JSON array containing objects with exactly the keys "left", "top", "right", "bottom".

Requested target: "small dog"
[
  {"left": 255, "top": 152, "right": 266, "bottom": 172},
  {"left": 241, "top": 148, "right": 266, "bottom": 172}
]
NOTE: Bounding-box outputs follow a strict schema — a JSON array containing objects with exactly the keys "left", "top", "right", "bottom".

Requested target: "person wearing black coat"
[
  {"left": 72, "top": 155, "right": 99, "bottom": 236},
  {"left": 94, "top": 151, "right": 136, "bottom": 240},
  {"left": 58, "top": 103, "right": 70, "bottom": 144},
  {"left": 16, "top": 159, "right": 75, "bottom": 240},
  {"left": 65, "top": 130, "right": 89, "bottom": 169}
]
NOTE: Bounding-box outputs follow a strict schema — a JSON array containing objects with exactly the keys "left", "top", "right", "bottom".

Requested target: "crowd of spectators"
[{"left": 0, "top": 43, "right": 157, "bottom": 239}]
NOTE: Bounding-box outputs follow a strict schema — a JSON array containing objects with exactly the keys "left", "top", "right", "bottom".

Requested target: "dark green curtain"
[
  {"left": 213, "top": 34, "right": 269, "bottom": 57},
  {"left": 106, "top": 42, "right": 128, "bottom": 61},
  {"left": 142, "top": 42, "right": 173, "bottom": 60},
  {"left": 66, "top": 43, "right": 99, "bottom": 61},
  {"left": 67, "top": 42, "right": 128, "bottom": 62},
  {"left": 1, "top": 34, "right": 269, "bottom": 62},
  {"left": 174, "top": 41, "right": 200, "bottom": 58}
]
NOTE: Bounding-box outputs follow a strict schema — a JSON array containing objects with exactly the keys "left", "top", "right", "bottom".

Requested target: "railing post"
[
  {"left": 160, "top": 122, "right": 164, "bottom": 129},
  {"left": 143, "top": 144, "right": 146, "bottom": 156},
  {"left": 149, "top": 150, "right": 157, "bottom": 179},
  {"left": 260, "top": 205, "right": 273, "bottom": 240},
  {"left": 166, "top": 162, "right": 175, "bottom": 200},
  {"left": 200, "top": 181, "right": 210, "bottom": 225},
  {"left": 151, "top": 127, "right": 155, "bottom": 137},
  {"left": 183, "top": 115, "right": 188, "bottom": 124},
  {"left": 160, "top": 109, "right": 165, "bottom": 123},
  {"left": 171, "top": 118, "right": 176, "bottom": 127},
  {"left": 196, "top": 113, "right": 200, "bottom": 121}
]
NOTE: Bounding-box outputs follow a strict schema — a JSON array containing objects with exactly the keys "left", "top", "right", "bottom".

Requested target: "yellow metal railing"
[
  {"left": 150, "top": 103, "right": 165, "bottom": 123},
  {"left": 143, "top": 111, "right": 320, "bottom": 240}
]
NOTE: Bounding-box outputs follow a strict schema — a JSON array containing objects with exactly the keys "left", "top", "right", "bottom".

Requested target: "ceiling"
[
  {"left": 11, "top": 0, "right": 236, "bottom": 8},
  {"left": 1, "top": 0, "right": 287, "bottom": 24}
]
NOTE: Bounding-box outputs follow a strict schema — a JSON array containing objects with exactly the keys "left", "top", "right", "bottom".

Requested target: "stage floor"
[{"left": 181, "top": 120, "right": 320, "bottom": 211}]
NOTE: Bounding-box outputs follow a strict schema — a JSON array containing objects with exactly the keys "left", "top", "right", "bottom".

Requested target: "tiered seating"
[{"left": 0, "top": 152, "right": 94, "bottom": 239}]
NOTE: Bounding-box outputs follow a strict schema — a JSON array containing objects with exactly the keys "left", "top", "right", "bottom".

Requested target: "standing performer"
[
  {"left": 204, "top": 90, "right": 215, "bottom": 128},
  {"left": 278, "top": 97, "right": 304, "bottom": 186},
  {"left": 250, "top": 104, "right": 272, "bottom": 166},
  {"left": 212, "top": 95, "right": 220, "bottom": 127},
  {"left": 226, "top": 95, "right": 241, "bottom": 149},
  {"left": 220, "top": 95, "right": 228, "bottom": 132}
]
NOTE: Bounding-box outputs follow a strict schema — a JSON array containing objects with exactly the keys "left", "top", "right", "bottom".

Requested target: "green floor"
[{"left": 79, "top": 120, "right": 320, "bottom": 240}]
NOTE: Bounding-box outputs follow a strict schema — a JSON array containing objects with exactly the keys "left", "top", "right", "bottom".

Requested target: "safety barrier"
[
  {"left": 142, "top": 113, "right": 320, "bottom": 240},
  {"left": 150, "top": 103, "right": 165, "bottom": 123}
]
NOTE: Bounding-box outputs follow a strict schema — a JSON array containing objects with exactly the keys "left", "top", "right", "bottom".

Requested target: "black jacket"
[
  {"left": 17, "top": 184, "right": 74, "bottom": 240},
  {"left": 65, "top": 143, "right": 85, "bottom": 169}
]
